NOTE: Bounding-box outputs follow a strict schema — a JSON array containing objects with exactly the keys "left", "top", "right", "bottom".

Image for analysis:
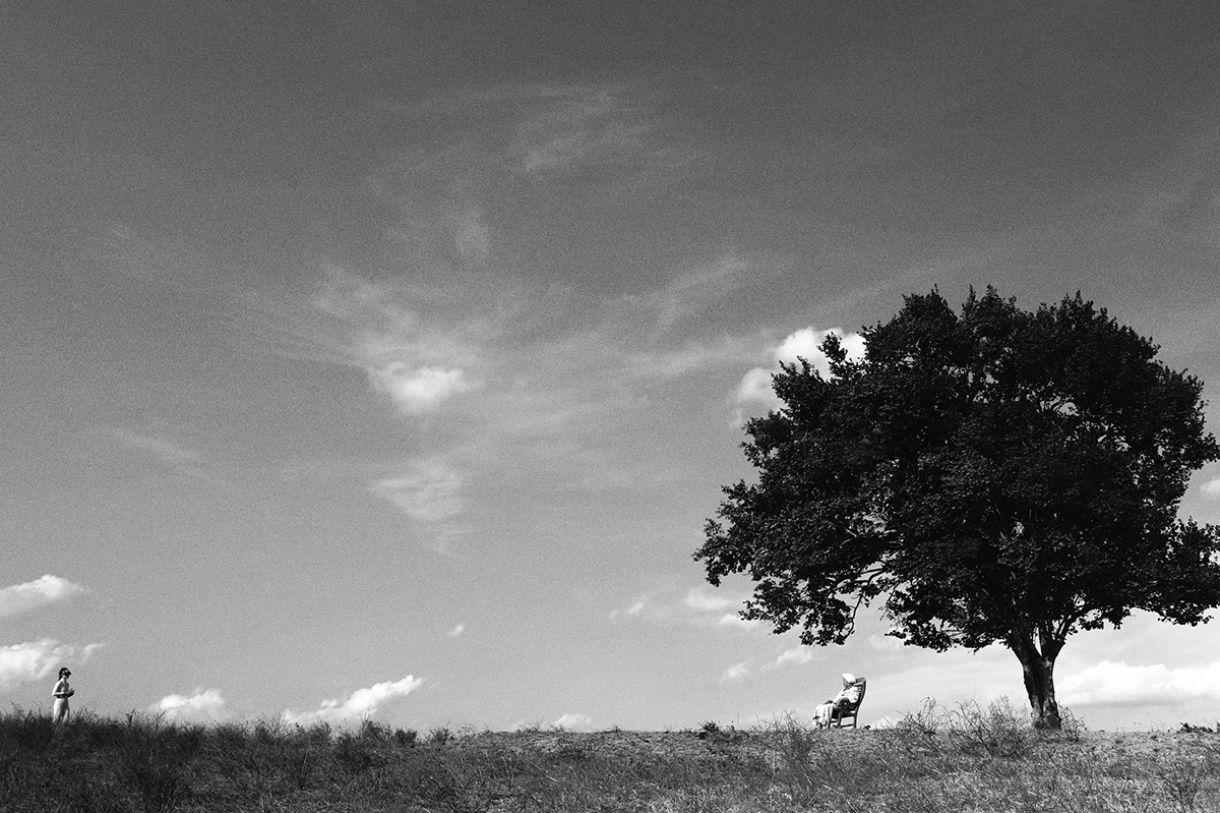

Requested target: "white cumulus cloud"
[
  {"left": 720, "top": 662, "right": 752, "bottom": 682},
  {"left": 0, "top": 575, "right": 86, "bottom": 619},
  {"left": 736, "top": 326, "right": 866, "bottom": 407},
  {"left": 151, "top": 689, "right": 230, "bottom": 723},
  {"left": 734, "top": 367, "right": 776, "bottom": 404},
  {"left": 1059, "top": 660, "right": 1220, "bottom": 707},
  {"left": 370, "top": 363, "right": 475, "bottom": 414},
  {"left": 447, "top": 623, "right": 467, "bottom": 638},
  {"left": 1201, "top": 477, "right": 1220, "bottom": 497},
  {"left": 282, "top": 676, "right": 424, "bottom": 726},
  {"left": 553, "top": 712, "right": 595, "bottom": 731},
  {"left": 0, "top": 639, "right": 104, "bottom": 691}
]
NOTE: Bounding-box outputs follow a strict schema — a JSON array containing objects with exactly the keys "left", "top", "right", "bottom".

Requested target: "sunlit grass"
[{"left": 3, "top": 702, "right": 1219, "bottom": 811}]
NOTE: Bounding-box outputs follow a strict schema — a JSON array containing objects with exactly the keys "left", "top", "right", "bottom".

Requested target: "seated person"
[{"left": 813, "top": 672, "right": 862, "bottom": 728}]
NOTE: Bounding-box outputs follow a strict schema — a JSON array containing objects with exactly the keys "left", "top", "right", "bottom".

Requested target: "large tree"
[{"left": 697, "top": 288, "right": 1220, "bottom": 728}]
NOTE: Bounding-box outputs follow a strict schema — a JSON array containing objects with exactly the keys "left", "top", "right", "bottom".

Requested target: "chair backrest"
[{"left": 833, "top": 678, "right": 867, "bottom": 728}]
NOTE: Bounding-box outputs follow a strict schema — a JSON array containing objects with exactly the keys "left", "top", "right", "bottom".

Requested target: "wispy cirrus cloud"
[
  {"left": 1124, "top": 125, "right": 1220, "bottom": 247},
  {"left": 151, "top": 689, "right": 231, "bottom": 723},
  {"left": 394, "top": 81, "right": 694, "bottom": 182},
  {"left": 683, "top": 587, "right": 739, "bottom": 614},
  {"left": 768, "top": 647, "right": 817, "bottom": 670},
  {"left": 723, "top": 645, "right": 822, "bottom": 683},
  {"left": 452, "top": 207, "right": 492, "bottom": 263},
  {"left": 246, "top": 257, "right": 758, "bottom": 554},
  {"left": 509, "top": 83, "right": 689, "bottom": 181},
  {"left": 608, "top": 595, "right": 650, "bottom": 621},
  {"left": 370, "top": 461, "right": 468, "bottom": 556},
  {"left": 105, "top": 428, "right": 221, "bottom": 483},
  {"left": 282, "top": 676, "right": 424, "bottom": 726},
  {"left": 371, "top": 460, "right": 466, "bottom": 524},
  {"left": 617, "top": 255, "right": 751, "bottom": 338},
  {"left": 309, "top": 264, "right": 489, "bottom": 417},
  {"left": 101, "top": 223, "right": 199, "bottom": 289},
  {"left": 612, "top": 586, "right": 755, "bottom": 631},
  {"left": 0, "top": 575, "right": 86, "bottom": 619},
  {"left": 717, "top": 614, "right": 764, "bottom": 630},
  {"left": 0, "top": 640, "right": 104, "bottom": 691},
  {"left": 232, "top": 84, "right": 753, "bottom": 555}
]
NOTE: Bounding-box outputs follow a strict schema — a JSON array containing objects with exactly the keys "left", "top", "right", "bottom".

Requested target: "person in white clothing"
[
  {"left": 813, "top": 672, "right": 861, "bottom": 728},
  {"left": 52, "top": 667, "right": 74, "bottom": 725}
]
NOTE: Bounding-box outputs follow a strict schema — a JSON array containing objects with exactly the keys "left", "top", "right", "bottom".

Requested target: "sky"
[{"left": 4, "top": 1, "right": 1220, "bottom": 733}]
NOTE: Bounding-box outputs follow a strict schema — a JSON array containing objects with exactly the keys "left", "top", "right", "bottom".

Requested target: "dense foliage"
[{"left": 697, "top": 288, "right": 1220, "bottom": 727}]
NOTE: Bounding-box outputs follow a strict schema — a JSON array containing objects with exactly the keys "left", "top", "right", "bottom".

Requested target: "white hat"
[{"left": 842, "top": 672, "right": 855, "bottom": 683}]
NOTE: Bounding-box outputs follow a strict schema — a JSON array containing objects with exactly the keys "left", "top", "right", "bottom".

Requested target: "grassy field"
[{"left": 3, "top": 701, "right": 1219, "bottom": 812}]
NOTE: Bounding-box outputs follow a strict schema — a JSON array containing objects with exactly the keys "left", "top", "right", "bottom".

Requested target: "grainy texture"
[{"left": 3, "top": 708, "right": 1220, "bottom": 812}]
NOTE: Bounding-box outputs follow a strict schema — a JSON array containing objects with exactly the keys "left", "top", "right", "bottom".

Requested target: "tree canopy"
[{"left": 696, "top": 288, "right": 1220, "bottom": 727}]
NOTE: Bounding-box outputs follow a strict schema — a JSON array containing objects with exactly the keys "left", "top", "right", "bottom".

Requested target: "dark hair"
[{"left": 58, "top": 668, "right": 71, "bottom": 678}]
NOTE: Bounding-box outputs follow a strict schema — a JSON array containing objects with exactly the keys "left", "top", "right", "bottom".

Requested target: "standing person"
[
  {"left": 52, "top": 668, "right": 74, "bottom": 724},
  {"left": 813, "top": 672, "right": 861, "bottom": 728}
]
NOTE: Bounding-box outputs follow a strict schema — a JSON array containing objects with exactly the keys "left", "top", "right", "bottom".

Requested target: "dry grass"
[{"left": 3, "top": 703, "right": 1220, "bottom": 812}]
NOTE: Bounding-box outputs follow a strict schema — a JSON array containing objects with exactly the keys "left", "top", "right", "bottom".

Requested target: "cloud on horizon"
[
  {"left": 552, "top": 712, "right": 595, "bottom": 731},
  {"left": 282, "top": 676, "right": 424, "bottom": 726},
  {"left": 1059, "top": 659, "right": 1220, "bottom": 707},
  {"left": 0, "top": 639, "right": 104, "bottom": 691},
  {"left": 0, "top": 575, "right": 86, "bottom": 619},
  {"left": 151, "top": 689, "right": 231, "bottom": 723}
]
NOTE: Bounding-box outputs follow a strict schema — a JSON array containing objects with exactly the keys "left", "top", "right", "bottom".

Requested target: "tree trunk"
[{"left": 1009, "top": 635, "right": 1062, "bottom": 729}]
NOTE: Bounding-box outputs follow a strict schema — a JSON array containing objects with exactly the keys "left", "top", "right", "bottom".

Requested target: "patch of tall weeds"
[
  {"left": 946, "top": 697, "right": 1041, "bottom": 758},
  {"left": 118, "top": 715, "right": 200, "bottom": 813},
  {"left": 7, "top": 704, "right": 1220, "bottom": 812}
]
